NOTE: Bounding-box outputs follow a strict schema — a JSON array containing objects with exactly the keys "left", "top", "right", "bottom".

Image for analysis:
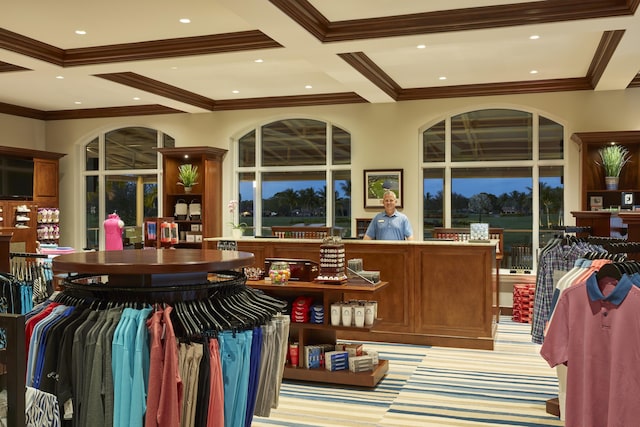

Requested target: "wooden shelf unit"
[
  {"left": 573, "top": 131, "right": 640, "bottom": 211},
  {"left": 247, "top": 279, "right": 390, "bottom": 387},
  {"left": 0, "top": 146, "right": 65, "bottom": 252},
  {"left": 157, "top": 147, "right": 227, "bottom": 247}
]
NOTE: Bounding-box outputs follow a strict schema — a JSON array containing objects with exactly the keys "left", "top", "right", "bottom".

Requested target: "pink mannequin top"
[{"left": 104, "top": 213, "right": 124, "bottom": 250}]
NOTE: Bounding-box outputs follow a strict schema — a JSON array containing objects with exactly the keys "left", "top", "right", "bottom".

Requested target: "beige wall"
[{"left": 8, "top": 87, "right": 640, "bottom": 248}]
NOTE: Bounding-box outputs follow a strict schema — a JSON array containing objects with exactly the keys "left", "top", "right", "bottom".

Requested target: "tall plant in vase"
[
  {"left": 598, "top": 144, "right": 631, "bottom": 190},
  {"left": 177, "top": 164, "right": 198, "bottom": 193}
]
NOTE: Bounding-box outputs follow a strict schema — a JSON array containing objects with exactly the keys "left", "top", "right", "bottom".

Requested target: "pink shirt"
[{"left": 541, "top": 274, "right": 640, "bottom": 427}]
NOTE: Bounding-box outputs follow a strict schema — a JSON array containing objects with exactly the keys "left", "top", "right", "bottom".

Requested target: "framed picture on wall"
[{"left": 364, "top": 169, "right": 403, "bottom": 208}]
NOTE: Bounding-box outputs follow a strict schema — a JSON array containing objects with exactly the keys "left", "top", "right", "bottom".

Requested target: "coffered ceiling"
[{"left": 0, "top": 0, "right": 638, "bottom": 121}]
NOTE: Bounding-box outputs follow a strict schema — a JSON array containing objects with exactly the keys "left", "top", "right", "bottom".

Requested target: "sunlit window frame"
[
  {"left": 80, "top": 127, "right": 171, "bottom": 250},
  {"left": 420, "top": 108, "right": 567, "bottom": 272},
  {"left": 233, "top": 118, "right": 352, "bottom": 236}
]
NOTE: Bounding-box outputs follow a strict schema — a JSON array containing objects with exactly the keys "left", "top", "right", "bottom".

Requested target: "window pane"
[
  {"left": 86, "top": 138, "right": 99, "bottom": 171},
  {"left": 539, "top": 166, "right": 564, "bottom": 236},
  {"left": 261, "top": 171, "right": 327, "bottom": 234},
  {"left": 333, "top": 170, "right": 351, "bottom": 236},
  {"left": 423, "top": 168, "right": 444, "bottom": 237},
  {"left": 451, "top": 109, "right": 532, "bottom": 161},
  {"left": 262, "top": 119, "right": 326, "bottom": 166},
  {"left": 239, "top": 172, "right": 255, "bottom": 235},
  {"left": 452, "top": 167, "right": 533, "bottom": 269},
  {"left": 86, "top": 176, "right": 99, "bottom": 250},
  {"left": 332, "top": 125, "right": 351, "bottom": 165},
  {"left": 105, "top": 127, "right": 159, "bottom": 170},
  {"left": 239, "top": 130, "right": 256, "bottom": 167},
  {"left": 105, "top": 174, "right": 157, "bottom": 248},
  {"left": 163, "top": 133, "right": 175, "bottom": 149},
  {"left": 423, "top": 120, "right": 445, "bottom": 162},
  {"left": 539, "top": 116, "right": 564, "bottom": 160}
]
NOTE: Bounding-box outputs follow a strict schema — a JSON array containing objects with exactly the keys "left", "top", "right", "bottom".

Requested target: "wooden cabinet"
[
  {"left": 247, "top": 279, "right": 389, "bottom": 387},
  {"left": 0, "top": 146, "right": 65, "bottom": 252},
  {"left": 157, "top": 147, "right": 227, "bottom": 247},
  {"left": 573, "top": 131, "right": 640, "bottom": 211}
]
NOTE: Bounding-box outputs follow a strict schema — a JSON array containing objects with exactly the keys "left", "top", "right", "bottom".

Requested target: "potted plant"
[
  {"left": 598, "top": 144, "right": 631, "bottom": 190},
  {"left": 227, "top": 200, "right": 248, "bottom": 238},
  {"left": 177, "top": 164, "right": 198, "bottom": 193}
]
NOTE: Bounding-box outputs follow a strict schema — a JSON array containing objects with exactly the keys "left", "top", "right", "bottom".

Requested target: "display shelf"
[
  {"left": 282, "top": 359, "right": 389, "bottom": 388},
  {"left": 157, "top": 147, "right": 227, "bottom": 247},
  {"left": 247, "top": 279, "right": 389, "bottom": 387},
  {"left": 573, "top": 131, "right": 640, "bottom": 211}
]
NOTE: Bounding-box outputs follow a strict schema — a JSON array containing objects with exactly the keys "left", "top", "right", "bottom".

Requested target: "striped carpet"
[{"left": 252, "top": 317, "right": 563, "bottom": 427}]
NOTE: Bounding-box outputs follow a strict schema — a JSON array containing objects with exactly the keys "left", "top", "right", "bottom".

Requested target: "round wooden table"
[{"left": 53, "top": 248, "right": 255, "bottom": 287}]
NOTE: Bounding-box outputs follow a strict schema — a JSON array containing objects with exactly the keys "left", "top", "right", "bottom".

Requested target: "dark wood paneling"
[
  {"left": 212, "top": 92, "right": 367, "bottom": 111},
  {"left": 416, "top": 246, "right": 494, "bottom": 337},
  {"left": 44, "top": 105, "right": 185, "bottom": 121}
]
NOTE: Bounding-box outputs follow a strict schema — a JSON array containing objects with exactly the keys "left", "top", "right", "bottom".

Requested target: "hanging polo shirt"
[{"left": 541, "top": 273, "right": 640, "bottom": 427}]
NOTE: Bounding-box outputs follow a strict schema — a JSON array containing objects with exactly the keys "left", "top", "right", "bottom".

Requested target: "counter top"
[{"left": 205, "top": 236, "right": 499, "bottom": 247}]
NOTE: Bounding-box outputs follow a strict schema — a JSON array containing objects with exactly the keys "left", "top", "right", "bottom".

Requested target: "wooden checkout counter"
[{"left": 208, "top": 238, "right": 498, "bottom": 350}]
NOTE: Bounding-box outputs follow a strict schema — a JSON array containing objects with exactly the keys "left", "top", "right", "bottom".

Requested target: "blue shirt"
[{"left": 365, "top": 210, "right": 413, "bottom": 240}]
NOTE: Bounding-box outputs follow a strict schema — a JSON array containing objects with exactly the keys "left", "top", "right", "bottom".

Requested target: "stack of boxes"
[
  {"left": 512, "top": 283, "right": 535, "bottom": 323},
  {"left": 293, "top": 342, "right": 379, "bottom": 373}
]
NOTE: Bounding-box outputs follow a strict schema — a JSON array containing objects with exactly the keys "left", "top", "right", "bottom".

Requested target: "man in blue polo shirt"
[{"left": 363, "top": 190, "right": 414, "bottom": 241}]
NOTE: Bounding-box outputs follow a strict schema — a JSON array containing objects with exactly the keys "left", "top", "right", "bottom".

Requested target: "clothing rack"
[{"left": 0, "top": 313, "right": 26, "bottom": 427}]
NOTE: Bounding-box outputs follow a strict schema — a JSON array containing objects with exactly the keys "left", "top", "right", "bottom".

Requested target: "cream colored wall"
[
  {"left": 0, "top": 113, "right": 46, "bottom": 150},
  {"left": 37, "top": 87, "right": 640, "bottom": 248}
]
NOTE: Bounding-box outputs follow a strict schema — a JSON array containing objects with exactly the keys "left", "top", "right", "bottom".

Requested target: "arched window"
[
  {"left": 422, "top": 108, "right": 565, "bottom": 271},
  {"left": 234, "top": 118, "right": 351, "bottom": 236},
  {"left": 83, "top": 127, "right": 174, "bottom": 249}
]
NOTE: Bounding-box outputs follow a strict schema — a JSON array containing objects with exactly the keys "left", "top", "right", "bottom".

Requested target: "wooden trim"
[
  {"left": 571, "top": 130, "right": 640, "bottom": 145},
  {"left": 212, "top": 92, "right": 367, "bottom": 110},
  {"left": 0, "top": 61, "right": 30, "bottom": 73},
  {"left": 271, "top": 0, "right": 638, "bottom": 42},
  {"left": 268, "top": 0, "right": 330, "bottom": 41},
  {"left": 0, "top": 27, "right": 64, "bottom": 66},
  {"left": 0, "top": 29, "right": 281, "bottom": 68},
  {"left": 0, "top": 145, "right": 65, "bottom": 160},
  {"left": 628, "top": 73, "right": 640, "bottom": 88},
  {"left": 338, "top": 52, "right": 400, "bottom": 100},
  {"left": 156, "top": 146, "right": 228, "bottom": 161},
  {"left": 588, "top": 30, "right": 626, "bottom": 88},
  {"left": 0, "top": 101, "right": 47, "bottom": 120},
  {"left": 43, "top": 105, "right": 185, "bottom": 121},
  {"left": 398, "top": 77, "right": 593, "bottom": 100},
  {"left": 95, "top": 72, "right": 216, "bottom": 111}
]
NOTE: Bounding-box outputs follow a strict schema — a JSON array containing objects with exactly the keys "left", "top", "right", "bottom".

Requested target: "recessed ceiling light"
[
  {"left": 56, "top": 75, "right": 64, "bottom": 79},
  {"left": 75, "top": 30, "right": 86, "bottom": 35},
  {"left": 133, "top": 97, "right": 141, "bottom": 101},
  {"left": 171, "top": 66, "right": 178, "bottom": 70},
  {"left": 529, "top": 35, "right": 540, "bottom": 40},
  {"left": 179, "top": 18, "right": 191, "bottom": 24},
  {"left": 439, "top": 76, "right": 447, "bottom": 80},
  {"left": 232, "top": 90, "right": 239, "bottom": 94},
  {"left": 254, "top": 59, "right": 264, "bottom": 63},
  {"left": 417, "top": 44, "right": 426, "bottom": 49},
  {"left": 74, "top": 101, "right": 82, "bottom": 105},
  {"left": 530, "top": 70, "right": 539, "bottom": 74},
  {"left": 305, "top": 85, "right": 313, "bottom": 89}
]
